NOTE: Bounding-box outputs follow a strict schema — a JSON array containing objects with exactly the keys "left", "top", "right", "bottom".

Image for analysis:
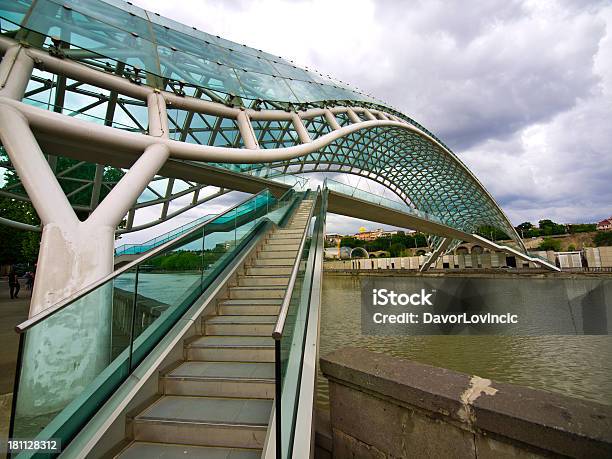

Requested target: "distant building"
[
  {"left": 597, "top": 217, "right": 612, "bottom": 231},
  {"left": 325, "top": 233, "right": 343, "bottom": 245},
  {"left": 353, "top": 228, "right": 400, "bottom": 241}
]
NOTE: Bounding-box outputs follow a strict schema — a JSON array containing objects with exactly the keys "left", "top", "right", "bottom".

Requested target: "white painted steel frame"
[{"left": 0, "top": 37, "right": 543, "bottom": 274}]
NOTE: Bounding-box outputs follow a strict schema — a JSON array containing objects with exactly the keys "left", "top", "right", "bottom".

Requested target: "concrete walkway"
[{"left": 0, "top": 278, "right": 30, "bottom": 442}]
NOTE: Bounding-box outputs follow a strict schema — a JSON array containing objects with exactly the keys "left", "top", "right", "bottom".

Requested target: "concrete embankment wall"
[
  {"left": 585, "top": 246, "right": 612, "bottom": 268},
  {"left": 324, "top": 251, "right": 552, "bottom": 271},
  {"left": 325, "top": 246, "right": 612, "bottom": 271},
  {"left": 319, "top": 348, "right": 612, "bottom": 458}
]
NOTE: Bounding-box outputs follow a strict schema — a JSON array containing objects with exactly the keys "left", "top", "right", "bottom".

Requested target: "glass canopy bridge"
[{"left": 0, "top": 1, "right": 560, "bottom": 457}]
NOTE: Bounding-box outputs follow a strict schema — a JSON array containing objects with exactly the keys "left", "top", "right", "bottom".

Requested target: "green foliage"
[
  {"left": 515, "top": 219, "right": 568, "bottom": 238},
  {"left": 340, "top": 232, "right": 427, "bottom": 255},
  {"left": 538, "top": 219, "right": 567, "bottom": 236},
  {"left": 147, "top": 247, "right": 229, "bottom": 271},
  {"left": 1, "top": 148, "right": 126, "bottom": 264},
  {"left": 0, "top": 196, "right": 41, "bottom": 264},
  {"left": 538, "top": 237, "right": 562, "bottom": 251},
  {"left": 567, "top": 244, "right": 576, "bottom": 251},
  {"left": 476, "top": 225, "right": 510, "bottom": 241},
  {"left": 567, "top": 223, "right": 596, "bottom": 233},
  {"left": 389, "top": 242, "right": 406, "bottom": 257},
  {"left": 593, "top": 232, "right": 612, "bottom": 247},
  {"left": 516, "top": 222, "right": 534, "bottom": 232}
]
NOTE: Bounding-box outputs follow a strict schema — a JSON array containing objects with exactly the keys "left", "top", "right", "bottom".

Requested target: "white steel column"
[
  {"left": 346, "top": 108, "right": 361, "bottom": 124},
  {"left": 419, "top": 237, "right": 452, "bottom": 272},
  {"left": 0, "top": 45, "right": 33, "bottom": 100},
  {"left": 147, "top": 91, "right": 169, "bottom": 138},
  {"left": 291, "top": 113, "right": 312, "bottom": 144},
  {"left": 236, "top": 110, "right": 259, "bottom": 149},
  {"left": 0, "top": 103, "right": 170, "bottom": 414},
  {"left": 324, "top": 109, "right": 341, "bottom": 130}
]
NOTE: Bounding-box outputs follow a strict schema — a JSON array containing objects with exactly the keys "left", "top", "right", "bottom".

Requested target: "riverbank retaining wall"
[
  {"left": 324, "top": 251, "right": 553, "bottom": 271},
  {"left": 325, "top": 246, "right": 612, "bottom": 271},
  {"left": 319, "top": 347, "right": 612, "bottom": 458}
]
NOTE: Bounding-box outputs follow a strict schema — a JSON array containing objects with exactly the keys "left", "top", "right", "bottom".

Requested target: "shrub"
[
  {"left": 594, "top": 232, "right": 612, "bottom": 247},
  {"left": 538, "top": 237, "right": 562, "bottom": 251}
]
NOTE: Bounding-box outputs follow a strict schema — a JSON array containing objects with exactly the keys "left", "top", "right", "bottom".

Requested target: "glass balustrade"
[
  {"left": 274, "top": 188, "right": 327, "bottom": 459},
  {"left": 9, "top": 186, "right": 302, "bottom": 456}
]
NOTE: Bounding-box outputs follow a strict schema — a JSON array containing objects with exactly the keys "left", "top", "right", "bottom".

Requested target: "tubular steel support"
[{"left": 420, "top": 237, "right": 452, "bottom": 272}]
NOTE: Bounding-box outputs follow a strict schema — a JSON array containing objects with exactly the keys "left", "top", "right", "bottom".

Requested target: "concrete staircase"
[{"left": 115, "top": 198, "right": 314, "bottom": 458}]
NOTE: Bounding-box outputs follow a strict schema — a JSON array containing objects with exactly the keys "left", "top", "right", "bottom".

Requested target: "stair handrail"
[
  {"left": 16, "top": 188, "right": 273, "bottom": 334},
  {"left": 272, "top": 187, "right": 319, "bottom": 340},
  {"left": 114, "top": 213, "right": 217, "bottom": 256}
]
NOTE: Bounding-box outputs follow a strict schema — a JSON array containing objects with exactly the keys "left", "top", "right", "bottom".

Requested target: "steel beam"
[{"left": 420, "top": 238, "right": 452, "bottom": 272}]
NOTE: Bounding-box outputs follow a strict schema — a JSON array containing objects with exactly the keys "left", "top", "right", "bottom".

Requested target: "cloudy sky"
[{"left": 122, "top": 0, "right": 612, "bottom": 242}]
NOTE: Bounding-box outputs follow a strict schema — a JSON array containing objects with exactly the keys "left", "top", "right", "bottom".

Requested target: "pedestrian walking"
[{"left": 9, "top": 267, "right": 20, "bottom": 299}]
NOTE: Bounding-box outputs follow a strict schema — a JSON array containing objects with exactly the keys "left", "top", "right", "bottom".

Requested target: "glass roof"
[{"left": 0, "top": 0, "right": 382, "bottom": 105}]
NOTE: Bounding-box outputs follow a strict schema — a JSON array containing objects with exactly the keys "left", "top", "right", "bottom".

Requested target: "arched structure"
[
  {"left": 0, "top": 0, "right": 522, "bottom": 248},
  {"left": 350, "top": 247, "right": 369, "bottom": 259},
  {"left": 0, "top": 0, "right": 556, "bottom": 320}
]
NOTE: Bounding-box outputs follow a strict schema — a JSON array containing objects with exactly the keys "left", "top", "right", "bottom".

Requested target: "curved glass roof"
[
  {"left": 0, "top": 0, "right": 524, "bottom": 250},
  {"left": 0, "top": 0, "right": 381, "bottom": 105}
]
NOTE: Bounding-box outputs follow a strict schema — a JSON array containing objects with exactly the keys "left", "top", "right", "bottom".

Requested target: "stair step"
[
  {"left": 116, "top": 441, "right": 262, "bottom": 459},
  {"left": 204, "top": 315, "right": 277, "bottom": 336},
  {"left": 228, "top": 286, "right": 286, "bottom": 299},
  {"left": 218, "top": 298, "right": 283, "bottom": 306},
  {"left": 207, "top": 315, "right": 277, "bottom": 324},
  {"left": 252, "top": 258, "right": 295, "bottom": 267},
  {"left": 258, "top": 250, "right": 296, "bottom": 259},
  {"left": 245, "top": 265, "right": 292, "bottom": 275},
  {"left": 238, "top": 275, "right": 289, "bottom": 286},
  {"left": 162, "top": 361, "right": 274, "bottom": 398},
  {"left": 219, "top": 304, "right": 280, "bottom": 315},
  {"left": 266, "top": 238, "right": 301, "bottom": 245},
  {"left": 132, "top": 396, "right": 272, "bottom": 448},
  {"left": 187, "top": 336, "right": 274, "bottom": 362}
]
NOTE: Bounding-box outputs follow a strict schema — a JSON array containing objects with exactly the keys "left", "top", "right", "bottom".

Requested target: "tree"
[
  {"left": 516, "top": 222, "right": 534, "bottom": 231},
  {"left": 0, "top": 147, "right": 126, "bottom": 265},
  {"left": 476, "top": 225, "right": 510, "bottom": 241},
  {"left": 567, "top": 223, "right": 596, "bottom": 233},
  {"left": 594, "top": 232, "right": 612, "bottom": 247},
  {"left": 389, "top": 242, "right": 406, "bottom": 257},
  {"left": 538, "top": 237, "right": 562, "bottom": 251},
  {"left": 538, "top": 219, "right": 566, "bottom": 236},
  {"left": 0, "top": 196, "right": 41, "bottom": 265}
]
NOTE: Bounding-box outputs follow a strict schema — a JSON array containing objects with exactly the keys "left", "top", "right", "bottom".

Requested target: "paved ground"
[{"left": 0, "top": 277, "right": 30, "bottom": 442}]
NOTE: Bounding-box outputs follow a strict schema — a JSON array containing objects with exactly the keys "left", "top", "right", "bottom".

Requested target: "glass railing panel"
[
  {"left": 115, "top": 214, "right": 217, "bottom": 256},
  {"left": 9, "top": 188, "right": 302, "bottom": 454},
  {"left": 128, "top": 232, "right": 205, "bottom": 369},
  {"left": 275, "top": 193, "right": 322, "bottom": 459},
  {"left": 11, "top": 268, "right": 138, "bottom": 444}
]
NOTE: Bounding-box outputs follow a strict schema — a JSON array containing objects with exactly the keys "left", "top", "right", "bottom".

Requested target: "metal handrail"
[
  {"left": 16, "top": 188, "right": 273, "bottom": 333},
  {"left": 114, "top": 213, "right": 217, "bottom": 255},
  {"left": 272, "top": 186, "right": 319, "bottom": 340}
]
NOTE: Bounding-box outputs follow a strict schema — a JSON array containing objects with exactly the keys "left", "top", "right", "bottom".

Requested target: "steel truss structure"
[{"left": 0, "top": 0, "right": 555, "bottom": 316}]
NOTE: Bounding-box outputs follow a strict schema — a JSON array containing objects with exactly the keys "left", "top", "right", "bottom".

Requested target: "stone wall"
[
  {"left": 584, "top": 246, "right": 612, "bottom": 268},
  {"left": 320, "top": 347, "right": 612, "bottom": 458},
  {"left": 324, "top": 252, "right": 550, "bottom": 271}
]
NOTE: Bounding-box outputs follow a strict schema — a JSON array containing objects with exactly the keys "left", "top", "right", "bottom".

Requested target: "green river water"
[{"left": 317, "top": 274, "right": 612, "bottom": 409}]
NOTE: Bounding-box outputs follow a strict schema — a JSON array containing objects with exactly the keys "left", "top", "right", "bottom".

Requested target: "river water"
[{"left": 317, "top": 274, "right": 612, "bottom": 408}]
